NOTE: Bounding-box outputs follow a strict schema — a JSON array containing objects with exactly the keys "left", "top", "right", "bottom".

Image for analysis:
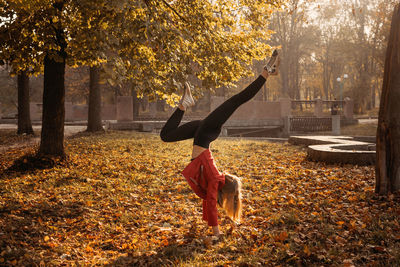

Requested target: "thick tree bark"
[
  {"left": 375, "top": 4, "right": 400, "bottom": 195},
  {"left": 87, "top": 66, "right": 104, "bottom": 132},
  {"left": 38, "top": 1, "right": 67, "bottom": 157},
  {"left": 38, "top": 54, "right": 66, "bottom": 157},
  {"left": 17, "top": 70, "right": 34, "bottom": 135}
]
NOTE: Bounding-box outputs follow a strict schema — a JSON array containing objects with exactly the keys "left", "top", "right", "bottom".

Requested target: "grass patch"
[
  {"left": 318, "top": 122, "right": 377, "bottom": 136},
  {"left": 340, "top": 123, "right": 377, "bottom": 136}
]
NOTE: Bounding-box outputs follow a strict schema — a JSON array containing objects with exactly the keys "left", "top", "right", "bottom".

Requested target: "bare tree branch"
[{"left": 160, "top": 0, "right": 188, "bottom": 23}]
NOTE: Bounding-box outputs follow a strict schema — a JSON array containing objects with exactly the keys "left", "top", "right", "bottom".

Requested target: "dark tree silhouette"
[
  {"left": 87, "top": 66, "right": 104, "bottom": 132},
  {"left": 376, "top": 4, "right": 400, "bottom": 194},
  {"left": 17, "top": 71, "right": 34, "bottom": 135}
]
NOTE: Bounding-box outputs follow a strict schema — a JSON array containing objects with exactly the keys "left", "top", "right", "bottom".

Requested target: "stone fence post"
[
  {"left": 332, "top": 114, "right": 341, "bottom": 135},
  {"left": 344, "top": 97, "right": 354, "bottom": 119},
  {"left": 314, "top": 98, "right": 323, "bottom": 117},
  {"left": 65, "top": 102, "right": 74, "bottom": 121},
  {"left": 117, "top": 96, "right": 133, "bottom": 122},
  {"left": 279, "top": 98, "right": 291, "bottom": 117},
  {"left": 283, "top": 116, "right": 291, "bottom": 137}
]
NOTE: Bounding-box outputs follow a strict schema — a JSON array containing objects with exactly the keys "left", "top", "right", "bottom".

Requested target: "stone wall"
[
  {"left": 102, "top": 104, "right": 116, "bottom": 120},
  {"left": 72, "top": 105, "right": 88, "bottom": 121},
  {"left": 116, "top": 96, "right": 133, "bottom": 121},
  {"left": 65, "top": 102, "right": 74, "bottom": 121},
  {"left": 30, "top": 102, "right": 42, "bottom": 121},
  {"left": 25, "top": 96, "right": 354, "bottom": 124},
  {"left": 211, "top": 97, "right": 284, "bottom": 123}
]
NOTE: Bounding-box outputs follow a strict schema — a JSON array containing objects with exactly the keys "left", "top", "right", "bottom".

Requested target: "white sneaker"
[
  {"left": 180, "top": 82, "right": 195, "bottom": 109},
  {"left": 264, "top": 49, "right": 280, "bottom": 75}
]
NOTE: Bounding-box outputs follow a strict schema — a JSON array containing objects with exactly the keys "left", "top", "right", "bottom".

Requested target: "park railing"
[
  {"left": 289, "top": 116, "right": 332, "bottom": 132},
  {"left": 291, "top": 99, "right": 351, "bottom": 117}
]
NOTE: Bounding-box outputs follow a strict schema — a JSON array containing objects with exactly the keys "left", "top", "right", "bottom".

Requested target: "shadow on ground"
[
  {"left": 0, "top": 198, "right": 85, "bottom": 265},
  {"left": 107, "top": 238, "right": 199, "bottom": 267},
  {"left": 2, "top": 154, "right": 65, "bottom": 176}
]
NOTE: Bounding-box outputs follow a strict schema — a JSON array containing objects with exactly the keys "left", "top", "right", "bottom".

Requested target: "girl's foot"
[
  {"left": 179, "top": 82, "right": 195, "bottom": 110},
  {"left": 264, "top": 49, "right": 280, "bottom": 75}
]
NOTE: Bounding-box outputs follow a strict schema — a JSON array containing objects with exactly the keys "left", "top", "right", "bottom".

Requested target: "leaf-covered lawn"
[{"left": 1, "top": 131, "right": 399, "bottom": 266}]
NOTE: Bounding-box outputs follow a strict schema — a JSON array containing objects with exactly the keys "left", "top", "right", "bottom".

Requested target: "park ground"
[{"left": 1, "top": 127, "right": 400, "bottom": 266}]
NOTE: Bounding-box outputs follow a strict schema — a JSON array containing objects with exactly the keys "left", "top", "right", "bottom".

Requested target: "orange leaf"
[
  {"left": 274, "top": 231, "right": 288, "bottom": 242},
  {"left": 303, "top": 245, "right": 311, "bottom": 256}
]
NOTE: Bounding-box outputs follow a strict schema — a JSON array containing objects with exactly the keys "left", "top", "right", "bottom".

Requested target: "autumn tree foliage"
[
  {"left": 0, "top": 0, "right": 283, "bottom": 156},
  {"left": 0, "top": 2, "right": 35, "bottom": 135},
  {"left": 107, "top": 0, "right": 284, "bottom": 103},
  {"left": 375, "top": 4, "right": 400, "bottom": 195}
]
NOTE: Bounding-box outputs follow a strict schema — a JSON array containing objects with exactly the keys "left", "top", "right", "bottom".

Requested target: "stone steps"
[{"left": 289, "top": 135, "right": 375, "bottom": 165}]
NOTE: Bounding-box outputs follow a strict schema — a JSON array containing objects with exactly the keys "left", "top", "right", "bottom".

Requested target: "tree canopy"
[
  {"left": 266, "top": 0, "right": 396, "bottom": 113},
  {"left": 1, "top": 0, "right": 284, "bottom": 104}
]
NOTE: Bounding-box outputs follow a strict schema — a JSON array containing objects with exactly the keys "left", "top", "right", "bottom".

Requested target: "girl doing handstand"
[{"left": 160, "top": 50, "right": 279, "bottom": 236}]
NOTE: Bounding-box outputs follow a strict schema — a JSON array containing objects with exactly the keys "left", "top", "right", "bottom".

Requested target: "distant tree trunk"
[
  {"left": 370, "top": 86, "right": 375, "bottom": 109},
  {"left": 87, "top": 66, "right": 104, "bottom": 132},
  {"left": 322, "top": 44, "right": 331, "bottom": 100},
  {"left": 375, "top": 4, "right": 400, "bottom": 195},
  {"left": 156, "top": 99, "right": 165, "bottom": 112},
  {"left": 131, "top": 87, "right": 139, "bottom": 119},
  {"left": 38, "top": 53, "right": 66, "bottom": 157},
  {"left": 141, "top": 96, "right": 148, "bottom": 112},
  {"left": 17, "top": 70, "right": 34, "bottom": 135},
  {"left": 280, "top": 48, "right": 290, "bottom": 98}
]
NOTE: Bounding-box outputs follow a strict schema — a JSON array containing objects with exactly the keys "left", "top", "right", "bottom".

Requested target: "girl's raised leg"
[
  {"left": 193, "top": 50, "right": 279, "bottom": 148},
  {"left": 160, "top": 82, "right": 200, "bottom": 142}
]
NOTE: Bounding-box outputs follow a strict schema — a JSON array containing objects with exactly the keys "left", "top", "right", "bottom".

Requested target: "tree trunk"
[
  {"left": 375, "top": 4, "right": 400, "bottom": 195},
  {"left": 281, "top": 48, "right": 290, "bottom": 98},
  {"left": 87, "top": 66, "right": 104, "bottom": 132},
  {"left": 157, "top": 99, "right": 165, "bottom": 112},
  {"left": 322, "top": 45, "right": 331, "bottom": 100},
  {"left": 38, "top": 54, "right": 66, "bottom": 157},
  {"left": 17, "top": 70, "right": 34, "bottom": 135},
  {"left": 131, "top": 87, "right": 139, "bottom": 119}
]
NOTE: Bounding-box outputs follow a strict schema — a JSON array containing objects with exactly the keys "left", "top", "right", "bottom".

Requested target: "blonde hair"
[{"left": 218, "top": 173, "right": 242, "bottom": 223}]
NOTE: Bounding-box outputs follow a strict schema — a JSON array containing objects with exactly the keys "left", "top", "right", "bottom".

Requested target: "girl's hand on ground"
[{"left": 212, "top": 225, "right": 221, "bottom": 236}]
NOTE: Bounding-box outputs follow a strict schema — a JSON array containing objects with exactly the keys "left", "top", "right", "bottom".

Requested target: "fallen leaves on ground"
[
  {"left": 0, "top": 130, "right": 39, "bottom": 155},
  {"left": 0, "top": 131, "right": 399, "bottom": 266}
]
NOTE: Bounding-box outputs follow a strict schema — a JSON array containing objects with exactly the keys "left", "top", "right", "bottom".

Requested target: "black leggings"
[{"left": 160, "top": 75, "right": 266, "bottom": 148}]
